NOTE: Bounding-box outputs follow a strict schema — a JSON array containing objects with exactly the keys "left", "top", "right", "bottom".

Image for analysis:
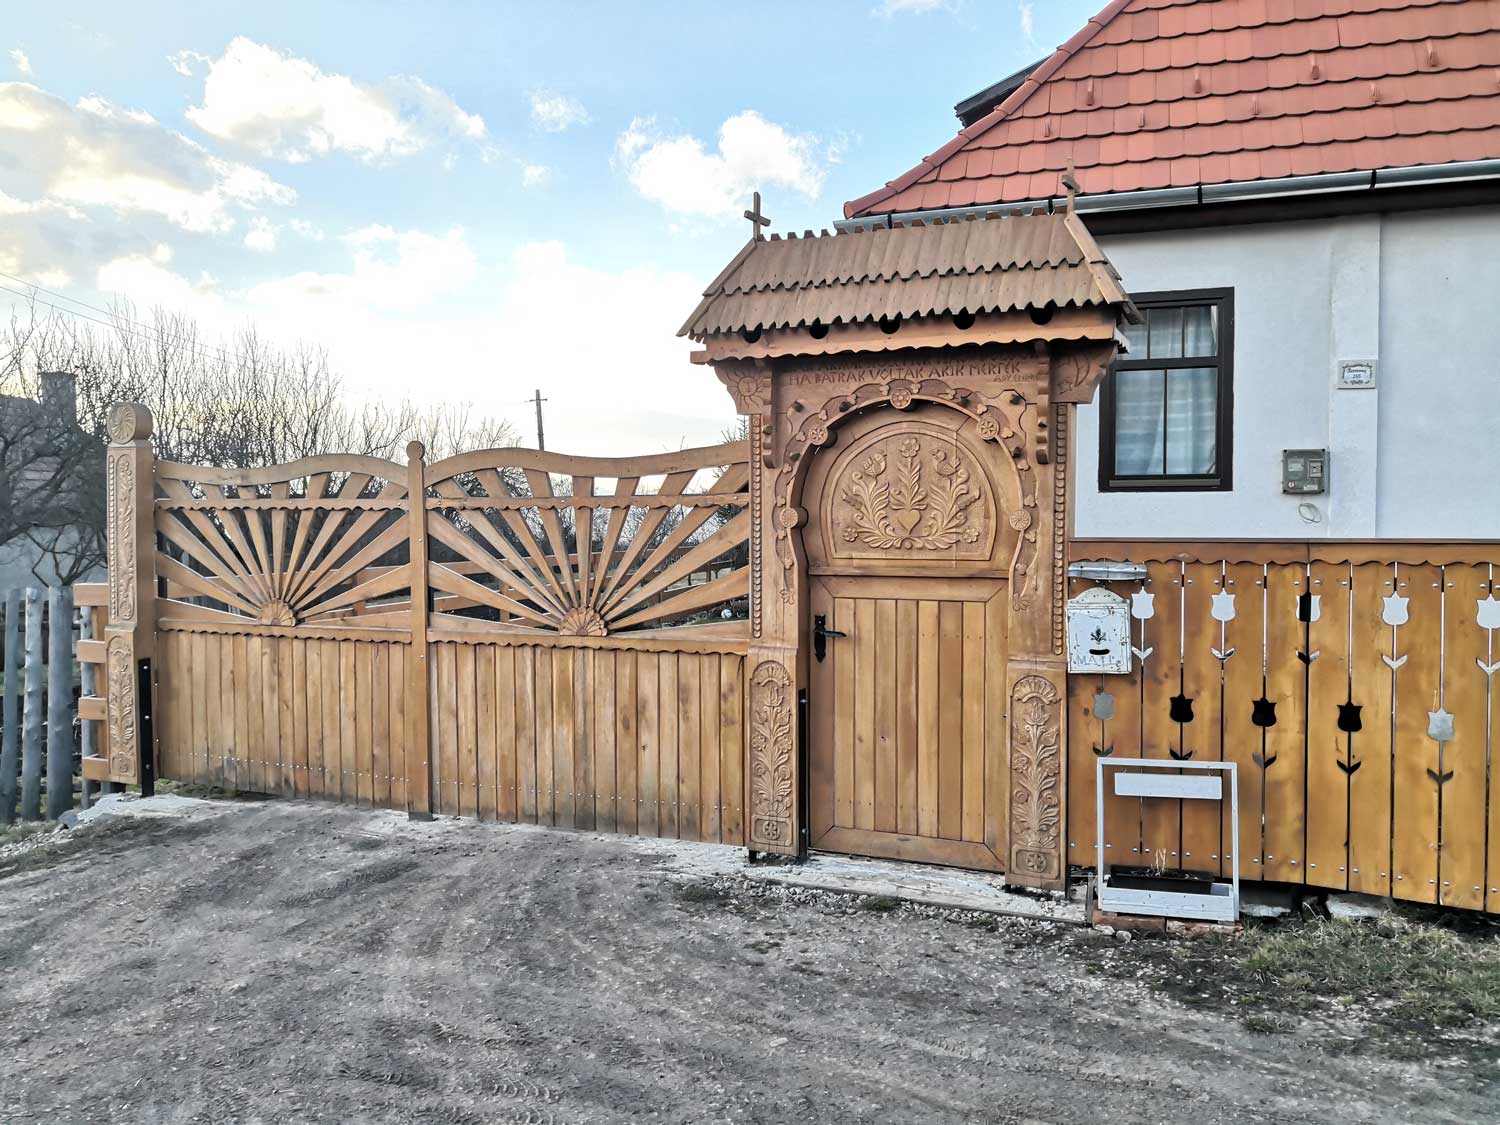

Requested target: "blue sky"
[{"left": 2, "top": 1, "right": 1101, "bottom": 453}]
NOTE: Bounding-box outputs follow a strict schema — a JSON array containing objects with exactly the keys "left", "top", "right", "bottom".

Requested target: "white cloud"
[
  {"left": 874, "top": 0, "right": 948, "bottom": 16},
  {"left": 0, "top": 81, "right": 294, "bottom": 234},
  {"left": 1020, "top": 1, "right": 1035, "bottom": 42},
  {"left": 95, "top": 244, "right": 225, "bottom": 321},
  {"left": 167, "top": 49, "right": 209, "bottom": 78},
  {"left": 185, "top": 38, "right": 486, "bottom": 162},
  {"left": 529, "top": 90, "right": 588, "bottom": 133},
  {"left": 243, "top": 215, "right": 277, "bottom": 252},
  {"left": 9, "top": 49, "right": 31, "bottom": 76},
  {"left": 244, "top": 224, "right": 476, "bottom": 312},
  {"left": 614, "top": 111, "right": 825, "bottom": 221},
  {"left": 521, "top": 163, "right": 550, "bottom": 188},
  {"left": 288, "top": 217, "right": 324, "bottom": 241}
]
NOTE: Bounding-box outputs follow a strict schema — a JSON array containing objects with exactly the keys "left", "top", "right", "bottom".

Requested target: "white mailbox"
[{"left": 1065, "top": 587, "right": 1132, "bottom": 674}]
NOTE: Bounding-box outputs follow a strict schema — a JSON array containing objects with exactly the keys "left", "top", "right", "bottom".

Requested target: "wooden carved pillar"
[
  {"left": 104, "top": 402, "right": 158, "bottom": 786},
  {"left": 1005, "top": 342, "right": 1115, "bottom": 888},
  {"left": 719, "top": 362, "right": 801, "bottom": 856}
]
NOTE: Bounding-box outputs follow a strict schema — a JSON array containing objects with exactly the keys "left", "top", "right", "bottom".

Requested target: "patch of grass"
[
  {"left": 674, "top": 882, "right": 729, "bottom": 905},
  {"left": 858, "top": 894, "right": 902, "bottom": 913},
  {"left": 1242, "top": 916, "right": 1500, "bottom": 1030},
  {"left": 0, "top": 820, "right": 55, "bottom": 848},
  {"left": 1241, "top": 1010, "right": 1295, "bottom": 1035}
]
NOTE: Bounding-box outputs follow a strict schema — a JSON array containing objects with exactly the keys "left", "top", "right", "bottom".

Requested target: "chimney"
[{"left": 38, "top": 371, "right": 77, "bottom": 427}]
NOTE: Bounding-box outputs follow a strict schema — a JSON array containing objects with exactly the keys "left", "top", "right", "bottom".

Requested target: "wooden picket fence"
[
  {"left": 0, "top": 584, "right": 117, "bottom": 824},
  {"left": 1066, "top": 541, "right": 1500, "bottom": 915}
]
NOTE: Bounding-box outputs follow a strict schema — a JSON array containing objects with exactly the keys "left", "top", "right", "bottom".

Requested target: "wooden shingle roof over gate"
[
  {"left": 679, "top": 209, "right": 1132, "bottom": 346},
  {"left": 846, "top": 0, "right": 1500, "bottom": 217}
]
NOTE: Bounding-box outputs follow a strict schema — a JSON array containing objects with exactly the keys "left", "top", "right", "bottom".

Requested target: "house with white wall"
[{"left": 842, "top": 0, "right": 1500, "bottom": 541}]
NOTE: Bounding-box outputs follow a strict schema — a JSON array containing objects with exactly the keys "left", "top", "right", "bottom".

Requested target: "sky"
[{"left": 1, "top": 0, "right": 1102, "bottom": 455}]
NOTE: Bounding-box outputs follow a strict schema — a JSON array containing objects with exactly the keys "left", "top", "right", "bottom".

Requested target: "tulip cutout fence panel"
[
  {"left": 1066, "top": 542, "right": 1500, "bottom": 915},
  {"left": 88, "top": 411, "right": 753, "bottom": 845}
]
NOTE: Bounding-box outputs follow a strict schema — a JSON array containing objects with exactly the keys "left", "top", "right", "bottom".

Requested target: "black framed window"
[{"left": 1099, "top": 288, "right": 1233, "bottom": 492}]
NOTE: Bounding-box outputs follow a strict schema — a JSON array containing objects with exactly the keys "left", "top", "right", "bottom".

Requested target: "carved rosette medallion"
[
  {"left": 106, "top": 402, "right": 154, "bottom": 445},
  {"left": 106, "top": 636, "right": 139, "bottom": 782},
  {"left": 839, "top": 437, "right": 983, "bottom": 552},
  {"left": 748, "top": 661, "right": 794, "bottom": 848},
  {"left": 1009, "top": 675, "right": 1062, "bottom": 880},
  {"left": 556, "top": 606, "right": 608, "bottom": 636},
  {"left": 107, "top": 449, "right": 136, "bottom": 627}
]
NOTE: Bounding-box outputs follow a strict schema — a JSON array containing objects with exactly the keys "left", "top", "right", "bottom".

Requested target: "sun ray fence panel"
[
  {"left": 95, "top": 422, "right": 752, "bottom": 845},
  {"left": 1066, "top": 540, "right": 1500, "bottom": 915}
]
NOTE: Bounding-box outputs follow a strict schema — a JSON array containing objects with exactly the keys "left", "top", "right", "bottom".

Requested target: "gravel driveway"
[{"left": 0, "top": 796, "right": 1488, "bottom": 1124}]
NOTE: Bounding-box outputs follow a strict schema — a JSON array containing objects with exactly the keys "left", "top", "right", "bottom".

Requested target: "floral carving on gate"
[
  {"left": 840, "top": 437, "right": 982, "bottom": 551},
  {"left": 748, "top": 660, "right": 794, "bottom": 847},
  {"left": 106, "top": 636, "right": 138, "bottom": 783},
  {"left": 1009, "top": 674, "right": 1062, "bottom": 880}
]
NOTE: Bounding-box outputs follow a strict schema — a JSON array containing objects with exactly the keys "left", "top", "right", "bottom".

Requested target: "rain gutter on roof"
[{"left": 835, "top": 160, "right": 1500, "bottom": 233}]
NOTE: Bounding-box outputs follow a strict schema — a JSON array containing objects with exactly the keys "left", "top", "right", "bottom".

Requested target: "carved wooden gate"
[{"left": 804, "top": 404, "right": 1013, "bottom": 870}]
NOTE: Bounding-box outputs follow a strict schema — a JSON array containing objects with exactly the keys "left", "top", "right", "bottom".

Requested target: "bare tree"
[{"left": 0, "top": 296, "right": 519, "bottom": 581}]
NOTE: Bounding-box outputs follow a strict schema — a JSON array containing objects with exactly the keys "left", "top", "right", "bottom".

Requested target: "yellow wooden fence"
[{"left": 1066, "top": 541, "right": 1500, "bottom": 914}]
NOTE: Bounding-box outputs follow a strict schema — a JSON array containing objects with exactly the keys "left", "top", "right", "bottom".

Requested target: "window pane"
[
  {"left": 1121, "top": 316, "right": 1147, "bottom": 359},
  {"left": 1148, "top": 305, "right": 1184, "bottom": 359},
  {"left": 1165, "top": 366, "right": 1218, "bottom": 475},
  {"left": 1114, "top": 368, "right": 1165, "bottom": 475},
  {"left": 1183, "top": 305, "right": 1217, "bottom": 357}
]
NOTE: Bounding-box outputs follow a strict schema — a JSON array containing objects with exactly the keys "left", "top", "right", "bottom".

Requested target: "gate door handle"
[{"left": 813, "top": 614, "right": 847, "bottom": 663}]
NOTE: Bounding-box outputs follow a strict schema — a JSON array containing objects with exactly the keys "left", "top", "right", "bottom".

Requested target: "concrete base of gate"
[{"left": 747, "top": 852, "right": 1085, "bottom": 925}]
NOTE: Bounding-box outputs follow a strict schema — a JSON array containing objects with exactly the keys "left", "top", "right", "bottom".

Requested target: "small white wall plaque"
[
  {"left": 1066, "top": 587, "right": 1132, "bottom": 675},
  {"left": 1337, "top": 359, "right": 1377, "bottom": 389}
]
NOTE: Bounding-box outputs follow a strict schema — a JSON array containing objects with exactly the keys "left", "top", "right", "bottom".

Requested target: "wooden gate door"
[{"left": 803, "top": 404, "right": 1018, "bottom": 871}]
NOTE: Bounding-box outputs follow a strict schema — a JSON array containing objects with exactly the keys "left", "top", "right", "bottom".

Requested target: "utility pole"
[{"left": 530, "top": 388, "right": 548, "bottom": 450}]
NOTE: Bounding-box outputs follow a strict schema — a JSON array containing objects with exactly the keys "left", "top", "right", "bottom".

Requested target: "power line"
[{"left": 0, "top": 278, "right": 255, "bottom": 370}]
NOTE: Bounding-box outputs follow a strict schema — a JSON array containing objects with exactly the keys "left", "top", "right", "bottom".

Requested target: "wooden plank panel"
[
  {"left": 371, "top": 643, "right": 391, "bottom": 808},
  {"left": 303, "top": 639, "right": 322, "bottom": 798},
  {"left": 1305, "top": 561, "right": 1352, "bottom": 892},
  {"left": 917, "top": 600, "right": 940, "bottom": 838},
  {"left": 1487, "top": 564, "right": 1500, "bottom": 915},
  {"left": 875, "top": 600, "right": 898, "bottom": 835},
  {"left": 573, "top": 651, "right": 593, "bottom": 830},
  {"left": 206, "top": 635, "right": 225, "bottom": 786},
  {"left": 719, "top": 655, "right": 743, "bottom": 846},
  {"left": 937, "top": 601, "right": 963, "bottom": 840},
  {"left": 1441, "top": 564, "right": 1489, "bottom": 911},
  {"left": 552, "top": 647, "right": 576, "bottom": 829},
  {"left": 221, "top": 635, "right": 241, "bottom": 792},
  {"left": 984, "top": 587, "right": 1007, "bottom": 864},
  {"left": 678, "top": 654, "right": 702, "bottom": 841},
  {"left": 1180, "top": 564, "right": 1225, "bottom": 876},
  {"left": 319, "top": 639, "right": 340, "bottom": 801},
  {"left": 1220, "top": 563, "right": 1265, "bottom": 880},
  {"left": 278, "top": 638, "right": 297, "bottom": 796},
  {"left": 476, "top": 646, "right": 497, "bottom": 820},
  {"left": 1065, "top": 591, "right": 1099, "bottom": 865},
  {"left": 617, "top": 652, "right": 639, "bottom": 835},
  {"left": 390, "top": 643, "right": 407, "bottom": 810},
  {"left": 659, "top": 653, "right": 679, "bottom": 838},
  {"left": 896, "top": 600, "right": 919, "bottom": 837},
  {"left": 534, "top": 647, "right": 554, "bottom": 824},
  {"left": 700, "top": 653, "right": 722, "bottom": 842},
  {"left": 834, "top": 596, "right": 856, "bottom": 829},
  {"left": 340, "top": 642, "right": 357, "bottom": 804},
  {"left": 234, "top": 635, "right": 253, "bottom": 793},
  {"left": 1348, "top": 564, "right": 1394, "bottom": 897},
  {"left": 355, "top": 641, "right": 374, "bottom": 806},
  {"left": 1139, "top": 561, "right": 1182, "bottom": 866},
  {"left": 245, "top": 635, "right": 265, "bottom": 793},
  {"left": 284, "top": 639, "right": 303, "bottom": 796},
  {"left": 154, "top": 633, "right": 177, "bottom": 780},
  {"left": 1391, "top": 563, "right": 1442, "bottom": 903},
  {"left": 456, "top": 643, "right": 478, "bottom": 817},
  {"left": 515, "top": 647, "right": 538, "bottom": 822},
  {"left": 961, "top": 601, "right": 985, "bottom": 844},
  {"left": 495, "top": 646, "right": 517, "bottom": 821},
  {"left": 434, "top": 643, "right": 456, "bottom": 814},
  {"left": 594, "top": 649, "right": 617, "bottom": 833},
  {"left": 1261, "top": 563, "right": 1308, "bottom": 883},
  {"left": 190, "top": 632, "right": 208, "bottom": 783},
  {"left": 637, "top": 653, "right": 660, "bottom": 838},
  {"left": 855, "top": 599, "right": 877, "bottom": 833}
]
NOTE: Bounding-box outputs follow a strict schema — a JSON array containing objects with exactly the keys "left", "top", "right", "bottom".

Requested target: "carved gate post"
[
  {"left": 721, "top": 363, "right": 802, "bottom": 856},
  {"left": 103, "top": 403, "right": 158, "bottom": 788}
]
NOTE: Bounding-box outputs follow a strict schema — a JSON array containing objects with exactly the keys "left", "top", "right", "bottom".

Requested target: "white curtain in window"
[
  {"left": 1166, "top": 367, "right": 1217, "bottom": 474},
  {"left": 1114, "top": 368, "right": 1164, "bottom": 475}
]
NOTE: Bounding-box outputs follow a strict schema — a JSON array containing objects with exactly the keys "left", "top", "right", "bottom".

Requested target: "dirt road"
[{"left": 0, "top": 797, "right": 1488, "bottom": 1123}]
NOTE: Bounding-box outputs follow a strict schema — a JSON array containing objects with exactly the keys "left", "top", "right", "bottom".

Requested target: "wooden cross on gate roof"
[{"left": 744, "top": 191, "right": 770, "bottom": 241}]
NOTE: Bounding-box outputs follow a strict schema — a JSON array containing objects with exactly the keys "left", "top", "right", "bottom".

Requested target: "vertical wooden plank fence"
[{"left": 1068, "top": 541, "right": 1500, "bottom": 914}]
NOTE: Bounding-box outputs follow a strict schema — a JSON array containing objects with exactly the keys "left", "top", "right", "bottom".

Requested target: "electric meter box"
[{"left": 1282, "top": 448, "right": 1328, "bottom": 495}]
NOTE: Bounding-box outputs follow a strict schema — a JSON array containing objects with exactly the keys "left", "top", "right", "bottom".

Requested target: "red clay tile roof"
[{"left": 845, "top": 0, "right": 1500, "bottom": 217}]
